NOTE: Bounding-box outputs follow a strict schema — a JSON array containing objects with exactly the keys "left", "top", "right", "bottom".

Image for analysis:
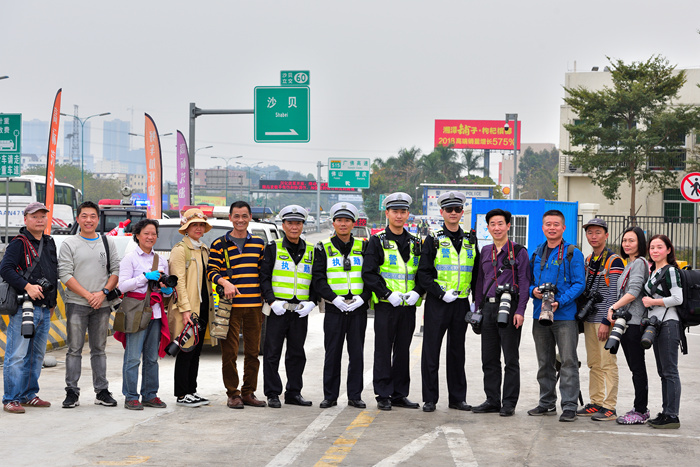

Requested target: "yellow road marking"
[
  {"left": 97, "top": 456, "right": 151, "bottom": 465},
  {"left": 314, "top": 410, "right": 380, "bottom": 466}
]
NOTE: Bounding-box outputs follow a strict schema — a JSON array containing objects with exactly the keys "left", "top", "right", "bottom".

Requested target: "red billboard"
[
  {"left": 259, "top": 180, "right": 357, "bottom": 192},
  {"left": 434, "top": 119, "right": 521, "bottom": 150}
]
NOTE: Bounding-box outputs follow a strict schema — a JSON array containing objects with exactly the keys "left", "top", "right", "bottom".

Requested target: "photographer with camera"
[
  {"left": 527, "top": 210, "right": 585, "bottom": 422},
  {"left": 58, "top": 201, "right": 121, "bottom": 409},
  {"left": 1, "top": 202, "right": 58, "bottom": 414},
  {"left": 576, "top": 218, "right": 624, "bottom": 421},
  {"left": 640, "top": 235, "right": 683, "bottom": 429},
  {"left": 472, "top": 209, "right": 531, "bottom": 417},
  {"left": 417, "top": 191, "right": 477, "bottom": 413}
]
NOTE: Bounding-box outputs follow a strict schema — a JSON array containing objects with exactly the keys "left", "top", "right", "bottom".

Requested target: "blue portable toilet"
[{"left": 471, "top": 199, "right": 578, "bottom": 251}]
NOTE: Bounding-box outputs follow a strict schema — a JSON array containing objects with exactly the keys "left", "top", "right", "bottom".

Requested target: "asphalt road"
[{"left": 2, "top": 231, "right": 700, "bottom": 466}]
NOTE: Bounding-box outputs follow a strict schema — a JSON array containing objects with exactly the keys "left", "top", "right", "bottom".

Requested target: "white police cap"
[
  {"left": 437, "top": 191, "right": 466, "bottom": 208},
  {"left": 330, "top": 202, "right": 358, "bottom": 221},
  {"left": 384, "top": 192, "right": 412, "bottom": 210},
  {"left": 279, "top": 205, "right": 308, "bottom": 223}
]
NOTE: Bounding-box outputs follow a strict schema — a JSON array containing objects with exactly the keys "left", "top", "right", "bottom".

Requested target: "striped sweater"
[{"left": 207, "top": 231, "right": 265, "bottom": 307}]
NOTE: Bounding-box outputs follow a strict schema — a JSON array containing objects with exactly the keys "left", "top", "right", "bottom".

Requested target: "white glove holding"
[
  {"left": 346, "top": 295, "right": 365, "bottom": 312},
  {"left": 332, "top": 296, "right": 350, "bottom": 312},
  {"left": 296, "top": 301, "right": 315, "bottom": 317},
  {"left": 442, "top": 289, "right": 457, "bottom": 304},
  {"left": 271, "top": 300, "right": 287, "bottom": 316},
  {"left": 404, "top": 290, "right": 420, "bottom": 306},
  {"left": 387, "top": 291, "right": 403, "bottom": 307}
]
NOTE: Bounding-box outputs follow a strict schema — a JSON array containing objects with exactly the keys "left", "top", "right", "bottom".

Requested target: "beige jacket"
[{"left": 168, "top": 236, "right": 216, "bottom": 345}]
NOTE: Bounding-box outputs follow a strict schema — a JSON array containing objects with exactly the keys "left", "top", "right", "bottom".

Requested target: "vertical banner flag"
[
  {"left": 44, "top": 88, "right": 62, "bottom": 235},
  {"left": 144, "top": 113, "right": 162, "bottom": 219},
  {"left": 176, "top": 130, "right": 190, "bottom": 212}
]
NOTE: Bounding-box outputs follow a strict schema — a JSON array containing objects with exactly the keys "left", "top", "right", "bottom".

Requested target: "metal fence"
[{"left": 578, "top": 215, "right": 700, "bottom": 268}]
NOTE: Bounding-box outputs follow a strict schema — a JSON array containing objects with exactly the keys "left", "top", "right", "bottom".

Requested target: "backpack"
[{"left": 648, "top": 265, "right": 700, "bottom": 354}]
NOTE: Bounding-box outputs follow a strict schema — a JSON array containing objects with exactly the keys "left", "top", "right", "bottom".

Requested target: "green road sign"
[
  {"left": 379, "top": 193, "right": 388, "bottom": 210},
  {"left": 328, "top": 158, "right": 370, "bottom": 189},
  {"left": 281, "top": 70, "right": 310, "bottom": 86},
  {"left": 0, "top": 113, "right": 22, "bottom": 177},
  {"left": 254, "top": 86, "right": 310, "bottom": 143}
]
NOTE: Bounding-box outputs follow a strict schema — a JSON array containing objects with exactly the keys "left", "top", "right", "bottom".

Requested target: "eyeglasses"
[{"left": 443, "top": 206, "right": 463, "bottom": 214}]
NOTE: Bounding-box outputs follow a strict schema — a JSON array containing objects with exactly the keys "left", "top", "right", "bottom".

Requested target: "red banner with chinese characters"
[
  {"left": 44, "top": 88, "right": 62, "bottom": 235},
  {"left": 434, "top": 119, "right": 521, "bottom": 150},
  {"left": 144, "top": 113, "right": 162, "bottom": 219}
]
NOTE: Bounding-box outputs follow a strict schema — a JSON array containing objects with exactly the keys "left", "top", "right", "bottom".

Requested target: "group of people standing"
[{"left": 0, "top": 192, "right": 686, "bottom": 430}]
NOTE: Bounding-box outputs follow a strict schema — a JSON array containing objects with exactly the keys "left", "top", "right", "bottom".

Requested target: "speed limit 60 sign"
[
  {"left": 681, "top": 172, "right": 700, "bottom": 203},
  {"left": 281, "top": 70, "right": 309, "bottom": 86}
]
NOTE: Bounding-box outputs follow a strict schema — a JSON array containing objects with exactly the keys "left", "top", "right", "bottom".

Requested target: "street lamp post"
[
  {"left": 60, "top": 111, "right": 111, "bottom": 197},
  {"left": 211, "top": 156, "right": 242, "bottom": 205},
  {"left": 505, "top": 113, "right": 518, "bottom": 199}
]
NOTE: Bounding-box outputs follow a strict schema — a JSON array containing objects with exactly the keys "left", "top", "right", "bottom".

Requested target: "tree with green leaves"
[
  {"left": 460, "top": 149, "right": 483, "bottom": 177},
  {"left": 516, "top": 147, "right": 559, "bottom": 200},
  {"left": 563, "top": 55, "right": 700, "bottom": 217},
  {"left": 24, "top": 164, "right": 122, "bottom": 202}
]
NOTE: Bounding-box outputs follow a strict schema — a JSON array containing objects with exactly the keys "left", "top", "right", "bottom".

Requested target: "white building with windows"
[{"left": 558, "top": 67, "right": 700, "bottom": 219}]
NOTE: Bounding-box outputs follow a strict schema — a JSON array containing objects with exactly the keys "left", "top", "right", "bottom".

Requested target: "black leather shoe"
[
  {"left": 320, "top": 399, "right": 337, "bottom": 409},
  {"left": 500, "top": 406, "right": 515, "bottom": 417},
  {"left": 391, "top": 397, "right": 419, "bottom": 409},
  {"left": 267, "top": 396, "right": 281, "bottom": 409},
  {"left": 285, "top": 394, "right": 312, "bottom": 406},
  {"left": 348, "top": 399, "right": 366, "bottom": 409},
  {"left": 377, "top": 399, "right": 392, "bottom": 411},
  {"left": 423, "top": 402, "right": 436, "bottom": 412},
  {"left": 471, "top": 402, "right": 500, "bottom": 413},
  {"left": 448, "top": 401, "right": 473, "bottom": 411}
]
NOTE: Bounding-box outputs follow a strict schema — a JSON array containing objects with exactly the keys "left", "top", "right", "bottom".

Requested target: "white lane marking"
[
  {"left": 374, "top": 425, "right": 478, "bottom": 467},
  {"left": 571, "top": 430, "right": 700, "bottom": 439},
  {"left": 265, "top": 368, "right": 374, "bottom": 467}
]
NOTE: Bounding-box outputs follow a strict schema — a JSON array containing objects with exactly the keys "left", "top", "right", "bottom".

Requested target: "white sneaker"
[
  {"left": 192, "top": 393, "right": 210, "bottom": 406},
  {"left": 176, "top": 394, "right": 204, "bottom": 408}
]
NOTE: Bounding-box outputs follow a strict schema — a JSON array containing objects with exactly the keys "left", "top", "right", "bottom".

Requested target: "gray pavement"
[{"left": 2, "top": 231, "right": 700, "bottom": 466}]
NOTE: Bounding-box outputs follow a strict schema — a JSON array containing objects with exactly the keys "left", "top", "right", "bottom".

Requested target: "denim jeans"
[
  {"left": 65, "top": 303, "right": 111, "bottom": 394},
  {"left": 122, "top": 318, "right": 161, "bottom": 402},
  {"left": 3, "top": 306, "right": 51, "bottom": 404},
  {"left": 653, "top": 319, "right": 681, "bottom": 417},
  {"left": 532, "top": 319, "right": 580, "bottom": 411}
]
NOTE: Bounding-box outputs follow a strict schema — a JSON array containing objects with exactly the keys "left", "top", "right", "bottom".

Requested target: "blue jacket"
[{"left": 528, "top": 240, "right": 585, "bottom": 321}]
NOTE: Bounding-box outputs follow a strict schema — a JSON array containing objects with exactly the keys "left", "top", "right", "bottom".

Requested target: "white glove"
[
  {"left": 404, "top": 290, "right": 420, "bottom": 306},
  {"left": 470, "top": 302, "right": 476, "bottom": 313},
  {"left": 346, "top": 295, "right": 365, "bottom": 312},
  {"left": 332, "top": 296, "right": 350, "bottom": 312},
  {"left": 442, "top": 290, "right": 457, "bottom": 304},
  {"left": 271, "top": 300, "right": 287, "bottom": 316},
  {"left": 387, "top": 291, "right": 403, "bottom": 307},
  {"left": 296, "top": 301, "right": 315, "bottom": 317}
]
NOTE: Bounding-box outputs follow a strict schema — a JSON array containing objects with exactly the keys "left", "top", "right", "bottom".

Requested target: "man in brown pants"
[{"left": 207, "top": 201, "right": 266, "bottom": 408}]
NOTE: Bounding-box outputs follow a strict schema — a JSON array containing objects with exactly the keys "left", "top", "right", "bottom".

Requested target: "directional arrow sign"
[{"left": 254, "top": 86, "right": 309, "bottom": 143}]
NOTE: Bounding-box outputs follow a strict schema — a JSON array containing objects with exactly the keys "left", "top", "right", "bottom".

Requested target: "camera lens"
[{"left": 497, "top": 291, "right": 512, "bottom": 328}]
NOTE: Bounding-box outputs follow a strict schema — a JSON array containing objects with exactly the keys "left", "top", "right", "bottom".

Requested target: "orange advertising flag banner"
[
  {"left": 44, "top": 88, "right": 62, "bottom": 235},
  {"left": 434, "top": 119, "right": 521, "bottom": 150},
  {"left": 144, "top": 113, "right": 162, "bottom": 219}
]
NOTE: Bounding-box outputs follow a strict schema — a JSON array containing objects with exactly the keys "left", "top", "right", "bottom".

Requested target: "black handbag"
[{"left": 0, "top": 237, "right": 44, "bottom": 315}]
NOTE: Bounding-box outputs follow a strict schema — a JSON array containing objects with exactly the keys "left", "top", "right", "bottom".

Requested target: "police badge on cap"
[
  {"left": 279, "top": 205, "right": 308, "bottom": 223},
  {"left": 330, "top": 202, "right": 358, "bottom": 221},
  {"left": 384, "top": 192, "right": 412, "bottom": 210},
  {"left": 437, "top": 191, "right": 466, "bottom": 209}
]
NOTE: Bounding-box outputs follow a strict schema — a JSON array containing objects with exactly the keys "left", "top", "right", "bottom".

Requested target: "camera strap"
[
  {"left": 101, "top": 235, "right": 112, "bottom": 276},
  {"left": 484, "top": 241, "right": 520, "bottom": 297},
  {"left": 13, "top": 234, "right": 44, "bottom": 281},
  {"left": 584, "top": 249, "right": 608, "bottom": 293}
]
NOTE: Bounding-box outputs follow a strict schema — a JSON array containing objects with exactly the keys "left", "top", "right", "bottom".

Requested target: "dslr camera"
[
  {"left": 538, "top": 283, "right": 557, "bottom": 326},
  {"left": 165, "top": 317, "right": 200, "bottom": 357},
  {"left": 640, "top": 315, "right": 661, "bottom": 350},
  {"left": 576, "top": 289, "right": 603, "bottom": 322},
  {"left": 465, "top": 304, "right": 483, "bottom": 335},
  {"left": 495, "top": 284, "right": 518, "bottom": 328},
  {"left": 19, "top": 278, "right": 56, "bottom": 338},
  {"left": 604, "top": 309, "right": 632, "bottom": 354},
  {"left": 149, "top": 273, "right": 178, "bottom": 288}
]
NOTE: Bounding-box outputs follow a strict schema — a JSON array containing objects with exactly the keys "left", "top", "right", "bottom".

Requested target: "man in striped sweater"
[{"left": 207, "top": 200, "right": 266, "bottom": 409}]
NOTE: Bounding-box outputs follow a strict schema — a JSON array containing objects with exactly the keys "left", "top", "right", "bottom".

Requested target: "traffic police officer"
[
  {"left": 362, "top": 192, "right": 424, "bottom": 411},
  {"left": 313, "top": 202, "right": 370, "bottom": 409},
  {"left": 417, "top": 191, "right": 477, "bottom": 412},
  {"left": 260, "top": 205, "right": 316, "bottom": 408}
]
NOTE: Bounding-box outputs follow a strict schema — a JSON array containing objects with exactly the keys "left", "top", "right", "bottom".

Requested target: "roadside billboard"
[{"left": 434, "top": 119, "right": 521, "bottom": 150}]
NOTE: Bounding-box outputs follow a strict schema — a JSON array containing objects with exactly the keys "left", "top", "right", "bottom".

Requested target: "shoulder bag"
[
  {"left": 0, "top": 236, "right": 44, "bottom": 315},
  {"left": 113, "top": 254, "right": 159, "bottom": 333}
]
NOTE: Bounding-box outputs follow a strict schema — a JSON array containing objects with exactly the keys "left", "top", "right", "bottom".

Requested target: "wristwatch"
[{"left": 102, "top": 288, "right": 110, "bottom": 296}]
